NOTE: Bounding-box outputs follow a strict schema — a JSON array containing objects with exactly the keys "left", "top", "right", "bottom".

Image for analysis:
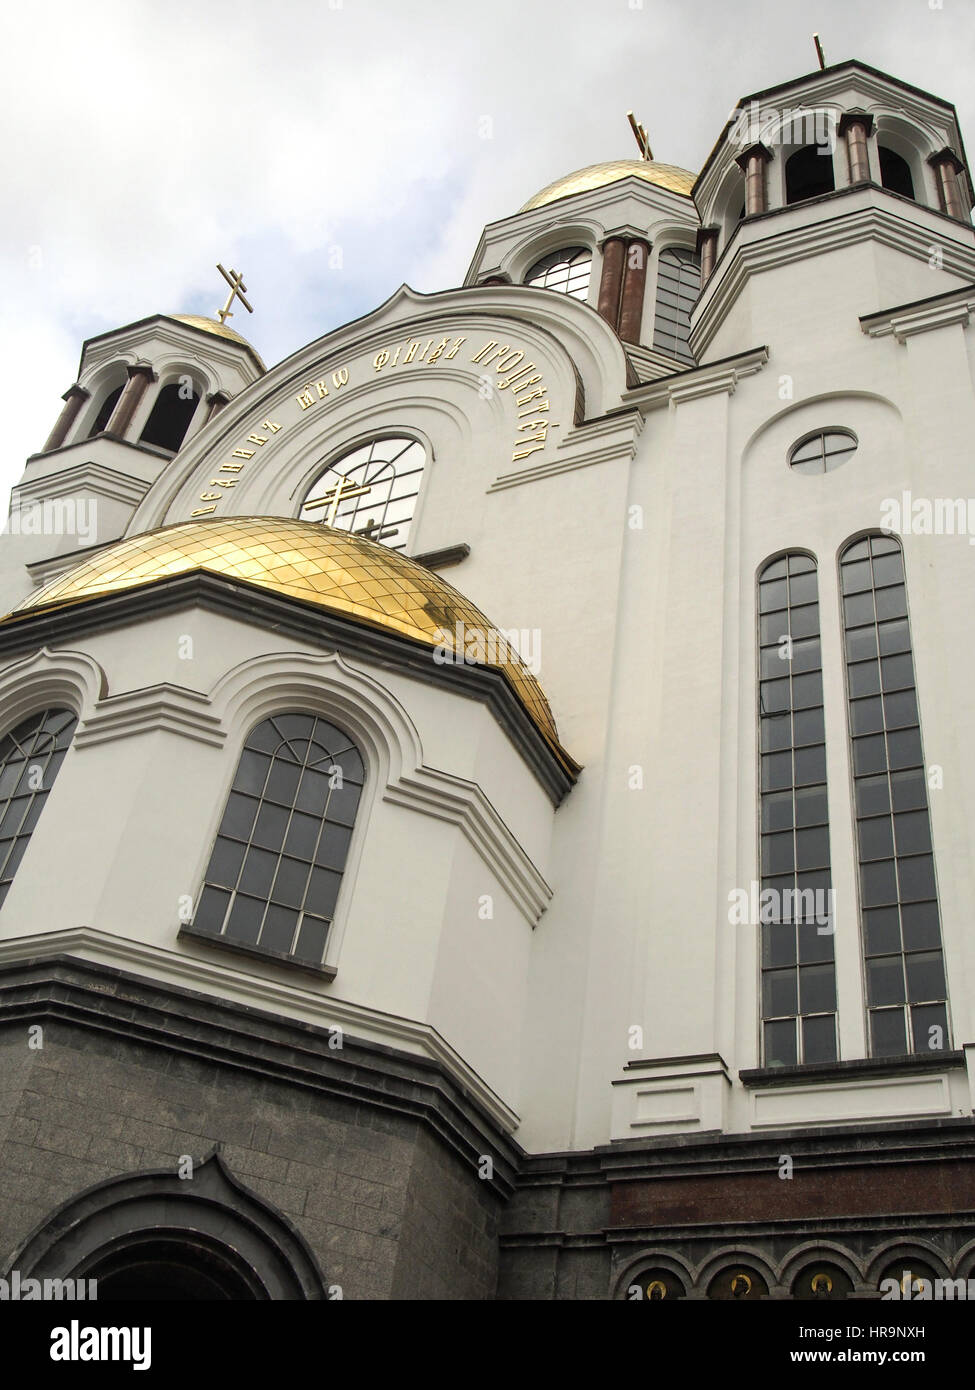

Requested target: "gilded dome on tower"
[
  {"left": 5, "top": 516, "right": 573, "bottom": 771},
  {"left": 168, "top": 315, "right": 266, "bottom": 370},
  {"left": 520, "top": 158, "right": 696, "bottom": 211}
]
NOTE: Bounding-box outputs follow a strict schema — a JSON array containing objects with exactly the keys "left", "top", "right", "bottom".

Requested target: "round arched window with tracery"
[
  {"left": 525, "top": 246, "right": 592, "bottom": 299},
  {"left": 299, "top": 437, "right": 426, "bottom": 551}
]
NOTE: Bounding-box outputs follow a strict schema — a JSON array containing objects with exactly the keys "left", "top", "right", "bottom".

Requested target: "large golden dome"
[
  {"left": 6, "top": 517, "right": 572, "bottom": 768},
  {"left": 521, "top": 159, "right": 696, "bottom": 211}
]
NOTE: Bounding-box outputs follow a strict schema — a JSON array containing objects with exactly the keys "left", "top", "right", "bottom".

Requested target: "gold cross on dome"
[
  {"left": 303, "top": 475, "right": 372, "bottom": 526},
  {"left": 626, "top": 111, "right": 653, "bottom": 161},
  {"left": 215, "top": 263, "right": 253, "bottom": 325}
]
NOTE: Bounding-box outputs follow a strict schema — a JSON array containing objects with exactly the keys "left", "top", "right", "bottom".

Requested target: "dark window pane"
[
  {"left": 252, "top": 802, "right": 289, "bottom": 851},
  {"left": 265, "top": 759, "right": 302, "bottom": 806},
  {"left": 850, "top": 697, "right": 883, "bottom": 736},
  {"left": 848, "top": 660, "right": 881, "bottom": 697},
  {"left": 881, "top": 653, "right": 914, "bottom": 691},
  {"left": 761, "top": 715, "right": 792, "bottom": 752},
  {"left": 328, "top": 744, "right": 364, "bottom": 785},
  {"left": 901, "top": 901, "right": 941, "bottom": 952},
  {"left": 858, "top": 816, "right": 894, "bottom": 861},
  {"left": 315, "top": 822, "right": 353, "bottom": 870},
  {"left": 911, "top": 1003, "right": 948, "bottom": 1054},
  {"left": 867, "top": 956, "right": 905, "bottom": 1006},
  {"left": 897, "top": 855, "right": 935, "bottom": 902},
  {"left": 760, "top": 578, "right": 788, "bottom": 612},
  {"left": 225, "top": 893, "right": 264, "bottom": 945},
  {"left": 325, "top": 781, "right": 361, "bottom": 828},
  {"left": 853, "top": 735, "right": 887, "bottom": 776},
  {"left": 906, "top": 951, "right": 945, "bottom": 1003},
  {"left": 846, "top": 626, "right": 878, "bottom": 662},
  {"left": 764, "top": 1018, "right": 798, "bottom": 1067},
  {"left": 864, "top": 907, "right": 901, "bottom": 956},
  {"left": 841, "top": 558, "right": 872, "bottom": 594},
  {"left": 238, "top": 846, "right": 278, "bottom": 897},
  {"left": 270, "top": 856, "right": 309, "bottom": 909},
  {"left": 843, "top": 592, "right": 875, "bottom": 626},
  {"left": 294, "top": 916, "right": 330, "bottom": 965},
  {"left": 284, "top": 810, "right": 321, "bottom": 861},
  {"left": 220, "top": 793, "right": 259, "bottom": 840},
  {"left": 798, "top": 919, "right": 834, "bottom": 963},
  {"left": 194, "top": 885, "right": 231, "bottom": 934},
  {"left": 883, "top": 690, "right": 918, "bottom": 729},
  {"left": 208, "top": 837, "right": 246, "bottom": 889},
  {"left": 761, "top": 678, "right": 791, "bottom": 714},
  {"left": 887, "top": 728, "right": 923, "bottom": 770},
  {"left": 762, "top": 831, "right": 794, "bottom": 874},
  {"left": 793, "top": 707, "right": 824, "bottom": 744},
  {"left": 802, "top": 1013, "right": 837, "bottom": 1063},
  {"left": 794, "top": 786, "right": 828, "bottom": 827},
  {"left": 3, "top": 837, "right": 28, "bottom": 880},
  {"left": 763, "top": 968, "right": 798, "bottom": 1018},
  {"left": 890, "top": 769, "right": 927, "bottom": 811},
  {"left": 875, "top": 586, "right": 908, "bottom": 621},
  {"left": 893, "top": 810, "right": 931, "bottom": 856},
  {"left": 789, "top": 571, "right": 818, "bottom": 605},
  {"left": 795, "top": 826, "right": 829, "bottom": 870},
  {"left": 789, "top": 604, "right": 820, "bottom": 640},
  {"left": 295, "top": 769, "right": 331, "bottom": 816},
  {"left": 792, "top": 672, "right": 823, "bottom": 709},
  {"left": 855, "top": 775, "right": 890, "bottom": 817},
  {"left": 233, "top": 750, "right": 271, "bottom": 796},
  {"left": 861, "top": 859, "right": 897, "bottom": 906},
  {"left": 762, "top": 752, "right": 793, "bottom": 792},
  {"left": 306, "top": 866, "right": 342, "bottom": 919},
  {"left": 260, "top": 903, "right": 299, "bottom": 955},
  {"left": 871, "top": 1007, "right": 907, "bottom": 1057},
  {"left": 794, "top": 744, "right": 826, "bottom": 785},
  {"left": 799, "top": 963, "right": 836, "bottom": 1013},
  {"left": 763, "top": 921, "right": 798, "bottom": 968},
  {"left": 270, "top": 714, "right": 316, "bottom": 743},
  {"left": 872, "top": 551, "right": 904, "bottom": 586}
]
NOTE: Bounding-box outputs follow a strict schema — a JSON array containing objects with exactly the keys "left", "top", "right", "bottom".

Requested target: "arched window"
[
  {"left": 840, "top": 534, "right": 948, "bottom": 1057},
  {"left": 87, "top": 385, "right": 124, "bottom": 439},
  {"left": 139, "top": 382, "right": 200, "bottom": 453},
  {"left": 789, "top": 429, "right": 858, "bottom": 475},
  {"left": 653, "top": 247, "right": 701, "bottom": 365},
  {"left": 192, "top": 713, "right": 363, "bottom": 968},
  {"left": 300, "top": 437, "right": 426, "bottom": 551},
  {"left": 0, "top": 708, "right": 77, "bottom": 908},
  {"left": 879, "top": 146, "right": 916, "bottom": 200},
  {"left": 785, "top": 145, "right": 835, "bottom": 204},
  {"left": 525, "top": 247, "right": 592, "bottom": 299},
  {"left": 759, "top": 554, "right": 837, "bottom": 1067}
]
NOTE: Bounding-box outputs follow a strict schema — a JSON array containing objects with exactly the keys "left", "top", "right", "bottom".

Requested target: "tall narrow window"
[
  {"left": 139, "top": 382, "right": 199, "bottom": 453},
  {"left": 879, "top": 146, "right": 915, "bottom": 200},
  {"left": 785, "top": 145, "right": 835, "bottom": 204},
  {"left": 0, "top": 708, "right": 77, "bottom": 908},
  {"left": 759, "top": 554, "right": 837, "bottom": 1066},
  {"left": 653, "top": 247, "right": 700, "bottom": 365},
  {"left": 840, "top": 535, "right": 948, "bottom": 1057},
  {"left": 192, "top": 713, "right": 363, "bottom": 968},
  {"left": 300, "top": 437, "right": 426, "bottom": 551}
]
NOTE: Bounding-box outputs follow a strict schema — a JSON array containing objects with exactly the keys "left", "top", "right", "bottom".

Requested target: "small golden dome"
[
  {"left": 169, "top": 314, "right": 265, "bottom": 369},
  {"left": 7, "top": 517, "right": 572, "bottom": 769},
  {"left": 521, "top": 159, "right": 696, "bottom": 212}
]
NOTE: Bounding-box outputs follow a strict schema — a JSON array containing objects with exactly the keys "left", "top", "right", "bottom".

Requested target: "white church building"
[{"left": 1, "top": 55, "right": 974, "bottom": 1300}]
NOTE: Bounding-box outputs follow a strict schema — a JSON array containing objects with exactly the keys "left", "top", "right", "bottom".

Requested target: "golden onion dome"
[
  {"left": 6, "top": 516, "right": 572, "bottom": 770},
  {"left": 168, "top": 314, "right": 266, "bottom": 369},
  {"left": 520, "top": 159, "right": 696, "bottom": 211}
]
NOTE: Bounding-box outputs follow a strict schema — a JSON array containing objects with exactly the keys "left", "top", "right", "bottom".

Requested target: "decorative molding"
[
  {"left": 73, "top": 682, "right": 225, "bottom": 750},
  {"left": 622, "top": 346, "right": 769, "bottom": 412},
  {"left": 860, "top": 287, "right": 975, "bottom": 341},
  {"left": 0, "top": 932, "right": 522, "bottom": 1140},
  {"left": 12, "top": 460, "right": 151, "bottom": 511},
  {"left": 0, "top": 645, "right": 106, "bottom": 730},
  {"left": 690, "top": 192, "right": 975, "bottom": 359},
  {"left": 487, "top": 408, "right": 644, "bottom": 491},
  {"left": 413, "top": 542, "right": 471, "bottom": 570}
]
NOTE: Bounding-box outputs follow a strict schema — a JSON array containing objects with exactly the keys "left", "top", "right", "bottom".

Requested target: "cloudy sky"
[{"left": 1, "top": 0, "right": 971, "bottom": 512}]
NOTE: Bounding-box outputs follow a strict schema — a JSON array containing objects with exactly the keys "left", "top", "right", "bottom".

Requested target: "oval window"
[{"left": 789, "top": 429, "right": 858, "bottom": 475}]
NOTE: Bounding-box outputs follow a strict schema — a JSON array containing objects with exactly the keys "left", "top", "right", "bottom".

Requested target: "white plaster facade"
[{"left": 2, "top": 58, "right": 975, "bottom": 1158}]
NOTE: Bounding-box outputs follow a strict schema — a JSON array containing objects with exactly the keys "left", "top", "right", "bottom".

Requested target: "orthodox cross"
[
  {"left": 626, "top": 111, "right": 653, "bottom": 161},
  {"left": 355, "top": 517, "right": 399, "bottom": 543},
  {"left": 813, "top": 33, "right": 827, "bottom": 70},
  {"left": 215, "top": 263, "right": 253, "bottom": 325},
  {"left": 303, "top": 475, "right": 372, "bottom": 526}
]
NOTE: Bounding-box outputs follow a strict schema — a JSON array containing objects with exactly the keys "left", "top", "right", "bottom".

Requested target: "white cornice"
[
  {"left": 621, "top": 347, "right": 769, "bottom": 413},
  {"left": 861, "top": 293, "right": 975, "bottom": 341},
  {"left": 12, "top": 461, "right": 150, "bottom": 510},
  {"left": 487, "top": 410, "right": 644, "bottom": 492},
  {"left": 74, "top": 683, "right": 226, "bottom": 750},
  {"left": 0, "top": 926, "right": 520, "bottom": 1133},
  {"left": 690, "top": 194, "right": 975, "bottom": 359}
]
